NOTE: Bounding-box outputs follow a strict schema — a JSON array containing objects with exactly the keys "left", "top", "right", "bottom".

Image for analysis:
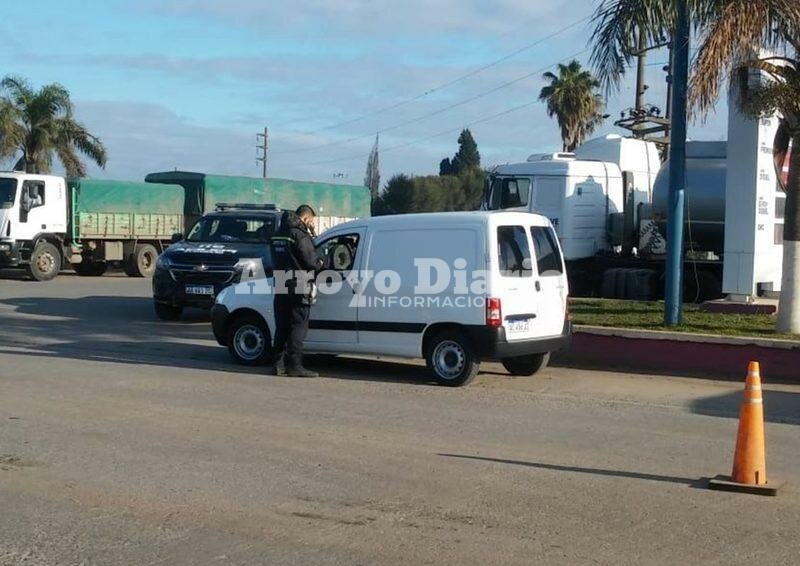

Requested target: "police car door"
[{"left": 305, "top": 229, "right": 365, "bottom": 347}]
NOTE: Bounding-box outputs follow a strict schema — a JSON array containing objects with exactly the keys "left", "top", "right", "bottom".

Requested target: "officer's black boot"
[
  {"left": 267, "top": 353, "right": 288, "bottom": 376},
  {"left": 286, "top": 354, "right": 318, "bottom": 378}
]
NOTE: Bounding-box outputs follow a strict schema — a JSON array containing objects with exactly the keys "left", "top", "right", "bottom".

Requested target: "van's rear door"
[
  {"left": 529, "top": 222, "right": 568, "bottom": 337},
  {"left": 494, "top": 224, "right": 541, "bottom": 341}
]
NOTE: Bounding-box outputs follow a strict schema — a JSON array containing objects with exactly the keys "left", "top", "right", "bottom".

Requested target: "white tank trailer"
[{"left": 486, "top": 130, "right": 784, "bottom": 302}]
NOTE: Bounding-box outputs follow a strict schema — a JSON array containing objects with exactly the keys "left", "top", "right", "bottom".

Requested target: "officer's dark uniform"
[{"left": 272, "top": 210, "right": 322, "bottom": 376}]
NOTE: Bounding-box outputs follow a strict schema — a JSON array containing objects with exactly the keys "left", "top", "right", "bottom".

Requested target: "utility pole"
[
  {"left": 664, "top": 0, "right": 690, "bottom": 326},
  {"left": 256, "top": 127, "right": 268, "bottom": 179},
  {"left": 635, "top": 33, "right": 648, "bottom": 112}
]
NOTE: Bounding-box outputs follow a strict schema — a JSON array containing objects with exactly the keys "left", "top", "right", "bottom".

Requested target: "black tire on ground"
[
  {"left": 26, "top": 241, "right": 61, "bottom": 281},
  {"left": 125, "top": 244, "right": 159, "bottom": 278},
  {"left": 226, "top": 313, "right": 273, "bottom": 366},
  {"left": 73, "top": 260, "right": 108, "bottom": 276},
  {"left": 502, "top": 352, "right": 551, "bottom": 376},
  {"left": 425, "top": 330, "right": 479, "bottom": 387},
  {"left": 154, "top": 301, "right": 183, "bottom": 321}
]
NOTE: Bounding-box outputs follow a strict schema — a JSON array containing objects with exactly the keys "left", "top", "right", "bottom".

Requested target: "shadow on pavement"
[
  {"left": 305, "top": 355, "right": 437, "bottom": 386},
  {"left": 438, "top": 453, "right": 705, "bottom": 487},
  {"left": 0, "top": 295, "right": 248, "bottom": 375},
  {"left": 690, "top": 390, "right": 800, "bottom": 425},
  {"left": 0, "top": 295, "right": 440, "bottom": 384}
]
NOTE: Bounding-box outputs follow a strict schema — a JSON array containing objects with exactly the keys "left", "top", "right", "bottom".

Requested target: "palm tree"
[
  {"left": 0, "top": 75, "right": 107, "bottom": 177},
  {"left": 539, "top": 60, "right": 606, "bottom": 152},
  {"left": 590, "top": 0, "right": 800, "bottom": 333}
]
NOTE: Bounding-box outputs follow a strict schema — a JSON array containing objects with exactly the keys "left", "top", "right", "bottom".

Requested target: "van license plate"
[
  {"left": 508, "top": 319, "right": 530, "bottom": 333},
  {"left": 185, "top": 285, "right": 214, "bottom": 296}
]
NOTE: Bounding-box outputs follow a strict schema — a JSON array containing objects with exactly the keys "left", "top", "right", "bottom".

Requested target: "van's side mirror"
[{"left": 171, "top": 232, "right": 183, "bottom": 243}]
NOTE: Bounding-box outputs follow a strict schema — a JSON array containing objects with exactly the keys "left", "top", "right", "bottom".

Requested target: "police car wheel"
[{"left": 227, "top": 314, "right": 272, "bottom": 366}]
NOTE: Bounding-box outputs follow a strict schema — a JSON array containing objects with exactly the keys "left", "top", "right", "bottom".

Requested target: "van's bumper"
[
  {"left": 0, "top": 240, "right": 22, "bottom": 267},
  {"left": 466, "top": 321, "right": 572, "bottom": 360}
]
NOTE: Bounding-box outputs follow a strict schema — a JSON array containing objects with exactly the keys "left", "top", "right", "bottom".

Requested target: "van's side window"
[
  {"left": 497, "top": 226, "right": 532, "bottom": 277},
  {"left": 530, "top": 226, "right": 564, "bottom": 276},
  {"left": 317, "top": 234, "right": 360, "bottom": 271}
]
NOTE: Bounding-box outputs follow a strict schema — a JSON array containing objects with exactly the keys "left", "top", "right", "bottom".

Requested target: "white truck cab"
[
  {"left": 211, "top": 211, "right": 571, "bottom": 386},
  {"left": 0, "top": 173, "right": 69, "bottom": 279}
]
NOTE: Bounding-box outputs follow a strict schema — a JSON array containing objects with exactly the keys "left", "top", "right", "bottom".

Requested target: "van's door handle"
[{"left": 535, "top": 281, "right": 541, "bottom": 292}]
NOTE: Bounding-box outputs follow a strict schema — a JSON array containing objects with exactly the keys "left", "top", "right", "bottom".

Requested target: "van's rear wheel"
[
  {"left": 502, "top": 352, "right": 550, "bottom": 376},
  {"left": 26, "top": 241, "right": 61, "bottom": 281},
  {"left": 227, "top": 314, "right": 273, "bottom": 366},
  {"left": 426, "top": 331, "right": 479, "bottom": 387}
]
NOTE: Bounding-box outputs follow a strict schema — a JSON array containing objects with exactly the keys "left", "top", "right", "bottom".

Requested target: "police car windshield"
[
  {"left": 186, "top": 215, "right": 277, "bottom": 244},
  {"left": 0, "top": 177, "right": 17, "bottom": 208}
]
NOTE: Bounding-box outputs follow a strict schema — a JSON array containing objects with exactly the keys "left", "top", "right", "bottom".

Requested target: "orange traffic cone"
[{"left": 708, "top": 361, "right": 783, "bottom": 496}]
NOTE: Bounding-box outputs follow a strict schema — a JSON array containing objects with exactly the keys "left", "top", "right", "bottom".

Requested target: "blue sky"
[{"left": 2, "top": 0, "right": 728, "bottom": 185}]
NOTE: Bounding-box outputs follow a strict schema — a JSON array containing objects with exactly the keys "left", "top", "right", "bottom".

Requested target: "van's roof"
[{"left": 323, "top": 210, "right": 552, "bottom": 233}]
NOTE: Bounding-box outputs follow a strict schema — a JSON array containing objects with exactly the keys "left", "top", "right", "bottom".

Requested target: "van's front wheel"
[
  {"left": 502, "top": 352, "right": 550, "bottom": 376},
  {"left": 426, "top": 331, "right": 479, "bottom": 387},
  {"left": 227, "top": 314, "right": 272, "bottom": 366}
]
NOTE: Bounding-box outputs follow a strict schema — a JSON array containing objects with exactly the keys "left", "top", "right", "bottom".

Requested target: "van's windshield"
[
  {"left": 487, "top": 177, "right": 531, "bottom": 210},
  {"left": 0, "top": 177, "right": 17, "bottom": 209}
]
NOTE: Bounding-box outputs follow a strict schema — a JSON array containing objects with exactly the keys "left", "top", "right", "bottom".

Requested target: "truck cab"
[{"left": 0, "top": 173, "right": 68, "bottom": 280}]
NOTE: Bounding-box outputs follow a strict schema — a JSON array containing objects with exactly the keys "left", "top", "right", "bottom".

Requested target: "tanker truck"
[
  {"left": 0, "top": 171, "right": 370, "bottom": 281},
  {"left": 484, "top": 135, "right": 745, "bottom": 302}
]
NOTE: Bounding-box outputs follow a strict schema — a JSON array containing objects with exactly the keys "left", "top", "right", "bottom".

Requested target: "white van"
[{"left": 211, "top": 211, "right": 571, "bottom": 386}]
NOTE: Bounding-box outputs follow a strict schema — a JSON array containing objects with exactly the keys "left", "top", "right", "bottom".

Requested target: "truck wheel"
[
  {"left": 425, "top": 330, "right": 479, "bottom": 387},
  {"left": 125, "top": 244, "right": 158, "bottom": 278},
  {"left": 26, "top": 242, "right": 61, "bottom": 281},
  {"left": 227, "top": 314, "right": 273, "bottom": 366},
  {"left": 74, "top": 260, "right": 108, "bottom": 276},
  {"left": 154, "top": 301, "right": 183, "bottom": 321},
  {"left": 502, "top": 353, "right": 550, "bottom": 376}
]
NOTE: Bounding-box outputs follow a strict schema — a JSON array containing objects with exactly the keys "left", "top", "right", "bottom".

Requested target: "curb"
[{"left": 553, "top": 326, "right": 800, "bottom": 384}]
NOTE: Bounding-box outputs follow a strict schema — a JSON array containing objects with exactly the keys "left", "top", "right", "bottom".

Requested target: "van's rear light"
[{"left": 486, "top": 297, "right": 502, "bottom": 327}]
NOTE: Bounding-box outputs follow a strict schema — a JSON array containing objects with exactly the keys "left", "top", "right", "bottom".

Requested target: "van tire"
[
  {"left": 154, "top": 301, "right": 183, "bottom": 321},
  {"left": 425, "top": 330, "right": 479, "bottom": 387},
  {"left": 26, "top": 241, "right": 61, "bottom": 281},
  {"left": 125, "top": 244, "right": 158, "bottom": 278},
  {"left": 227, "top": 313, "right": 272, "bottom": 366},
  {"left": 502, "top": 352, "right": 550, "bottom": 376}
]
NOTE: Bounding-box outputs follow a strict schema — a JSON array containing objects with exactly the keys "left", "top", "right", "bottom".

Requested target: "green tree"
[
  {"left": 0, "top": 75, "right": 107, "bottom": 177},
  {"left": 590, "top": 0, "right": 800, "bottom": 332},
  {"left": 440, "top": 129, "right": 481, "bottom": 176},
  {"left": 538, "top": 60, "right": 605, "bottom": 152}
]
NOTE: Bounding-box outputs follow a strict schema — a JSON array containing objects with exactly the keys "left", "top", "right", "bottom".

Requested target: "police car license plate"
[
  {"left": 185, "top": 284, "right": 214, "bottom": 295},
  {"left": 507, "top": 319, "right": 531, "bottom": 333}
]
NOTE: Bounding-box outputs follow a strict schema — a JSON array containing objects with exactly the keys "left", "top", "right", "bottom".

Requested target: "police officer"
[{"left": 272, "top": 204, "right": 323, "bottom": 377}]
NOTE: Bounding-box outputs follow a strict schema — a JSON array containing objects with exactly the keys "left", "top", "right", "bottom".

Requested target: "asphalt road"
[{"left": 1, "top": 270, "right": 799, "bottom": 565}]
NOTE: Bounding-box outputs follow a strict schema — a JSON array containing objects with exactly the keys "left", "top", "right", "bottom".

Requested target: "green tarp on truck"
[
  {"left": 68, "top": 179, "right": 184, "bottom": 240},
  {"left": 144, "top": 171, "right": 370, "bottom": 233}
]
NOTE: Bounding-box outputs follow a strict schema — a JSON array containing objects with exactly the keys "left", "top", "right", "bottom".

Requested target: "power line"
[
  {"left": 278, "top": 47, "right": 589, "bottom": 158},
  {"left": 301, "top": 84, "right": 566, "bottom": 167},
  {"left": 271, "top": 15, "right": 590, "bottom": 145}
]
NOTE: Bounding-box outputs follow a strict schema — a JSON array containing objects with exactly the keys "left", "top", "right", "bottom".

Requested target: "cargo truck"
[
  {"left": 0, "top": 171, "right": 370, "bottom": 281},
  {"left": 0, "top": 173, "right": 184, "bottom": 281}
]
